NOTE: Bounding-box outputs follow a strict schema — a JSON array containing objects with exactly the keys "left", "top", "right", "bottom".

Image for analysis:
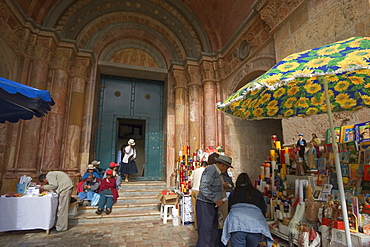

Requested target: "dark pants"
[
  {"left": 98, "top": 190, "right": 114, "bottom": 210},
  {"left": 230, "top": 231, "right": 261, "bottom": 247},
  {"left": 196, "top": 200, "right": 219, "bottom": 247}
]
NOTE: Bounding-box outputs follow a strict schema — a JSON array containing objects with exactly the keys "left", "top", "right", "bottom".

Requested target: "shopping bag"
[{"left": 91, "top": 193, "right": 100, "bottom": 207}]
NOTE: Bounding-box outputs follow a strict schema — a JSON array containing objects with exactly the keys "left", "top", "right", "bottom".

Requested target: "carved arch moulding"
[{"left": 228, "top": 55, "right": 276, "bottom": 94}]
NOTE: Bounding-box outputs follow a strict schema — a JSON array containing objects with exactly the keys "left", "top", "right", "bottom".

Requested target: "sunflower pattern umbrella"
[{"left": 217, "top": 37, "right": 370, "bottom": 247}]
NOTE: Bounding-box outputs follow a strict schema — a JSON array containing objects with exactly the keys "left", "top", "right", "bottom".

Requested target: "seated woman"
[
  {"left": 77, "top": 174, "right": 100, "bottom": 206},
  {"left": 81, "top": 164, "right": 101, "bottom": 181},
  {"left": 103, "top": 162, "right": 121, "bottom": 189},
  {"left": 221, "top": 173, "right": 274, "bottom": 247},
  {"left": 95, "top": 169, "right": 119, "bottom": 215}
]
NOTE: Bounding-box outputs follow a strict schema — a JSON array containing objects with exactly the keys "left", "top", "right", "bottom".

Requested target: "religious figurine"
[
  {"left": 311, "top": 133, "right": 321, "bottom": 158},
  {"left": 306, "top": 142, "right": 317, "bottom": 170},
  {"left": 296, "top": 133, "right": 307, "bottom": 160}
]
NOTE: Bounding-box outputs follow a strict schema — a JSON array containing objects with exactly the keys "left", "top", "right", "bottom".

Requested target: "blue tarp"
[{"left": 0, "top": 77, "right": 54, "bottom": 123}]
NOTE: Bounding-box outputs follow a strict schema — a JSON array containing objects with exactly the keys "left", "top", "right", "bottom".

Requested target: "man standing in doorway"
[
  {"left": 39, "top": 171, "right": 73, "bottom": 232},
  {"left": 196, "top": 155, "right": 233, "bottom": 247}
]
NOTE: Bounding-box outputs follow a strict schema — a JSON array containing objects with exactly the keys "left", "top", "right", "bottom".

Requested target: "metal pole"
[{"left": 322, "top": 77, "right": 352, "bottom": 247}]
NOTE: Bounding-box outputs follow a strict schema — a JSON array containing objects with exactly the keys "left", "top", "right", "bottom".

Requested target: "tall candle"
[
  {"left": 276, "top": 141, "right": 281, "bottom": 150},
  {"left": 284, "top": 153, "right": 290, "bottom": 165},
  {"left": 270, "top": 150, "right": 276, "bottom": 161},
  {"left": 307, "top": 185, "right": 312, "bottom": 199}
]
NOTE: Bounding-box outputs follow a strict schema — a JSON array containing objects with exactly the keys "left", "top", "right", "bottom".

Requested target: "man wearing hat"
[
  {"left": 196, "top": 155, "right": 233, "bottom": 247},
  {"left": 297, "top": 133, "right": 307, "bottom": 160},
  {"left": 92, "top": 160, "right": 104, "bottom": 180}
]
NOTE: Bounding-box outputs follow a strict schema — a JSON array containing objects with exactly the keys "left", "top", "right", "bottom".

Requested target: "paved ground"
[{"left": 0, "top": 221, "right": 197, "bottom": 247}]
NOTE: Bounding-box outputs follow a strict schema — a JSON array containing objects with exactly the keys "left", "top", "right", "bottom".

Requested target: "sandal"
[
  {"left": 95, "top": 209, "right": 103, "bottom": 215},
  {"left": 105, "top": 208, "right": 112, "bottom": 214}
]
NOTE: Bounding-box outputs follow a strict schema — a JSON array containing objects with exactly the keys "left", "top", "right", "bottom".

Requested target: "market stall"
[{"left": 217, "top": 36, "right": 370, "bottom": 247}]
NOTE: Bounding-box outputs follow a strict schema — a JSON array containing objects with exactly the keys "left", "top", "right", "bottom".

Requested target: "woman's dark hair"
[
  {"left": 232, "top": 172, "right": 256, "bottom": 200},
  {"left": 120, "top": 144, "right": 127, "bottom": 151},
  {"left": 208, "top": 153, "right": 220, "bottom": 165},
  {"left": 200, "top": 161, "right": 208, "bottom": 167}
]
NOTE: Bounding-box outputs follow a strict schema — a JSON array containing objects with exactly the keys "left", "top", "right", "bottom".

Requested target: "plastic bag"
[
  {"left": 91, "top": 193, "right": 100, "bottom": 207},
  {"left": 305, "top": 197, "right": 320, "bottom": 224}
]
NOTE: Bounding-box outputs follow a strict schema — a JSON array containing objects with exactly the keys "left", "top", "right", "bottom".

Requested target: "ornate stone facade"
[{"left": 0, "top": 0, "right": 369, "bottom": 191}]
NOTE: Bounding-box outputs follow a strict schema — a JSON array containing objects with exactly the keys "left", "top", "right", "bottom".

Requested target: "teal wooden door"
[{"left": 97, "top": 75, "right": 163, "bottom": 180}]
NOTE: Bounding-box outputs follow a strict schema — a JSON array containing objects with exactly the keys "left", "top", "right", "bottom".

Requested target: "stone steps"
[{"left": 69, "top": 181, "right": 167, "bottom": 225}]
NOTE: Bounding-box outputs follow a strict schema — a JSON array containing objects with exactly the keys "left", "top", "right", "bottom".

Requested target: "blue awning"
[{"left": 0, "top": 77, "right": 55, "bottom": 123}]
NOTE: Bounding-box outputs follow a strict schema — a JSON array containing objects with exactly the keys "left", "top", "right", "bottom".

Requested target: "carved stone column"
[
  {"left": 64, "top": 55, "right": 91, "bottom": 173},
  {"left": 186, "top": 62, "right": 202, "bottom": 152},
  {"left": 201, "top": 59, "right": 218, "bottom": 147},
  {"left": 171, "top": 65, "right": 187, "bottom": 155},
  {"left": 17, "top": 36, "right": 54, "bottom": 173},
  {"left": 41, "top": 46, "right": 75, "bottom": 171}
]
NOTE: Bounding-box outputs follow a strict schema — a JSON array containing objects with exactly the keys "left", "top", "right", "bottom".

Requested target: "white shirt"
[
  {"left": 122, "top": 145, "right": 136, "bottom": 163},
  {"left": 190, "top": 167, "right": 205, "bottom": 191}
]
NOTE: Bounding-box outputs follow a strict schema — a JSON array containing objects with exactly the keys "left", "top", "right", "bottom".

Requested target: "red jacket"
[{"left": 99, "top": 177, "right": 119, "bottom": 202}]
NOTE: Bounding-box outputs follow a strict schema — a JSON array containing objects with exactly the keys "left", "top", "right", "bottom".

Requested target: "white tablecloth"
[{"left": 0, "top": 195, "right": 58, "bottom": 232}]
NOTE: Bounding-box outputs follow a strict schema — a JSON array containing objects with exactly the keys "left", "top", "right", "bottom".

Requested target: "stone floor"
[{"left": 0, "top": 221, "right": 197, "bottom": 247}]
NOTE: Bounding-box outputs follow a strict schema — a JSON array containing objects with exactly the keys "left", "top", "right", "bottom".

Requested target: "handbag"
[{"left": 90, "top": 193, "right": 100, "bottom": 207}]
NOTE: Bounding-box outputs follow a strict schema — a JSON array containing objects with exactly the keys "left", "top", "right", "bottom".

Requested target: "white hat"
[
  {"left": 91, "top": 160, "right": 100, "bottom": 165},
  {"left": 128, "top": 139, "right": 135, "bottom": 145},
  {"left": 87, "top": 164, "right": 95, "bottom": 170}
]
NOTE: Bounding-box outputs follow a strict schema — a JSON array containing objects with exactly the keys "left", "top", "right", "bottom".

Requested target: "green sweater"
[{"left": 43, "top": 171, "right": 73, "bottom": 194}]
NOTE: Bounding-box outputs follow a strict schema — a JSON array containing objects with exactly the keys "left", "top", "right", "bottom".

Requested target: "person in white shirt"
[{"left": 190, "top": 160, "right": 208, "bottom": 229}]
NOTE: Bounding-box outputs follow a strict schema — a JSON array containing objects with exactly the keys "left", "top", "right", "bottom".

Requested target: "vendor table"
[{"left": 0, "top": 195, "right": 58, "bottom": 234}]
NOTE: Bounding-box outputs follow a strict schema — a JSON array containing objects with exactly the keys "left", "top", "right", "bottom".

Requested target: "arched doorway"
[{"left": 96, "top": 75, "right": 164, "bottom": 180}]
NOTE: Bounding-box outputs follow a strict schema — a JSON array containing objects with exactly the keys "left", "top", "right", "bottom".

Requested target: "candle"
[
  {"left": 280, "top": 149, "right": 285, "bottom": 164},
  {"left": 276, "top": 141, "right": 281, "bottom": 150},
  {"left": 284, "top": 153, "right": 290, "bottom": 165},
  {"left": 270, "top": 150, "right": 276, "bottom": 161},
  {"left": 307, "top": 185, "right": 312, "bottom": 199}
]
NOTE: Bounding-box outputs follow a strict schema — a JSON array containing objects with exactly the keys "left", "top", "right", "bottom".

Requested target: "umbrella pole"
[{"left": 323, "top": 77, "right": 352, "bottom": 247}]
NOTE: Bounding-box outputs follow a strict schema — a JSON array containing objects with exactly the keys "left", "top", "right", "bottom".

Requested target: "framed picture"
[
  {"left": 355, "top": 122, "right": 370, "bottom": 143},
  {"left": 339, "top": 152, "right": 350, "bottom": 164},
  {"left": 340, "top": 125, "right": 355, "bottom": 143},
  {"left": 313, "top": 186, "right": 323, "bottom": 200},
  {"left": 326, "top": 127, "right": 341, "bottom": 144},
  {"left": 363, "top": 165, "right": 370, "bottom": 181}
]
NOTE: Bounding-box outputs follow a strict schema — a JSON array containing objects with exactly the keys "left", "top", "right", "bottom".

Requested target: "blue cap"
[{"left": 298, "top": 133, "right": 304, "bottom": 136}]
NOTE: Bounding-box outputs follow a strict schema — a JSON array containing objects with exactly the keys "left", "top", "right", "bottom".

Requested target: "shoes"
[
  {"left": 95, "top": 209, "right": 103, "bottom": 215},
  {"left": 105, "top": 208, "right": 112, "bottom": 215},
  {"left": 85, "top": 201, "right": 91, "bottom": 206},
  {"left": 125, "top": 179, "right": 128, "bottom": 182}
]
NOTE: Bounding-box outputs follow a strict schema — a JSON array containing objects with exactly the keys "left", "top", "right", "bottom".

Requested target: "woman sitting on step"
[{"left": 95, "top": 169, "right": 119, "bottom": 215}]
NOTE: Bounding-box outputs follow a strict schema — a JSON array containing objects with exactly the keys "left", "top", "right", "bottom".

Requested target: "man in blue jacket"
[{"left": 196, "top": 155, "right": 233, "bottom": 247}]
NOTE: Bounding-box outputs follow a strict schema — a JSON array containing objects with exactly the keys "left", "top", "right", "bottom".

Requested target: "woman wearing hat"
[
  {"left": 104, "top": 162, "right": 121, "bottom": 189},
  {"left": 81, "top": 164, "right": 101, "bottom": 181},
  {"left": 117, "top": 139, "right": 138, "bottom": 182},
  {"left": 95, "top": 169, "right": 119, "bottom": 215}
]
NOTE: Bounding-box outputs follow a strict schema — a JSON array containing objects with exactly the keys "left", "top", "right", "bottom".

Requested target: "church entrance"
[{"left": 96, "top": 75, "right": 164, "bottom": 180}]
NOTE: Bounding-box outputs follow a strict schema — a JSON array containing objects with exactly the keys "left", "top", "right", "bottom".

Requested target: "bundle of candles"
[
  {"left": 178, "top": 146, "right": 199, "bottom": 194},
  {"left": 255, "top": 135, "right": 291, "bottom": 194}
]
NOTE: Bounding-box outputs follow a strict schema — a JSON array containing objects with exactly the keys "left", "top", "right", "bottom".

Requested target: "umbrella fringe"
[{"left": 216, "top": 65, "right": 370, "bottom": 109}]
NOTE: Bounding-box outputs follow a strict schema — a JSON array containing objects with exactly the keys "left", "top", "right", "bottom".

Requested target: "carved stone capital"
[{"left": 256, "top": 0, "right": 305, "bottom": 31}]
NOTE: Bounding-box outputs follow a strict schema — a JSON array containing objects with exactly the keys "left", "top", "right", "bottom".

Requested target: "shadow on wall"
[{"left": 228, "top": 117, "right": 283, "bottom": 182}]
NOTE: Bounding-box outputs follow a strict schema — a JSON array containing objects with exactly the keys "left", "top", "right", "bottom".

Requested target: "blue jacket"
[
  {"left": 197, "top": 164, "right": 222, "bottom": 204},
  {"left": 221, "top": 203, "right": 274, "bottom": 246}
]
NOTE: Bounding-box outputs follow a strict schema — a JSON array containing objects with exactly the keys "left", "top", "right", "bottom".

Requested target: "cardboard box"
[
  {"left": 68, "top": 202, "right": 79, "bottom": 217},
  {"left": 332, "top": 228, "right": 370, "bottom": 246},
  {"left": 157, "top": 193, "right": 178, "bottom": 205}
]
